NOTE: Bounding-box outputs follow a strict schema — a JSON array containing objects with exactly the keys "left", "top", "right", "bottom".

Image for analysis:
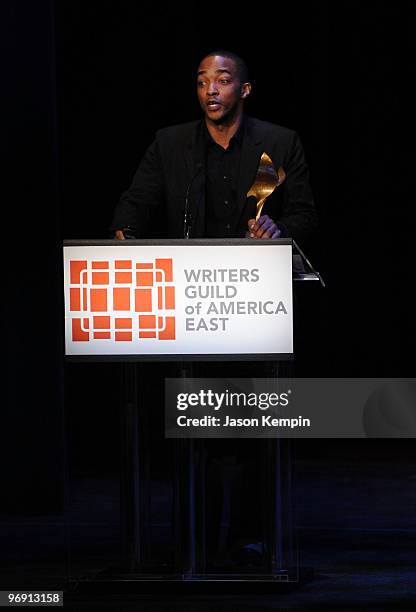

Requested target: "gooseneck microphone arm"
[{"left": 183, "top": 163, "right": 203, "bottom": 239}]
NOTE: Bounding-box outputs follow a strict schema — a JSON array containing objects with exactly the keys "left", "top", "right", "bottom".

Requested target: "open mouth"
[{"left": 207, "top": 101, "right": 221, "bottom": 111}]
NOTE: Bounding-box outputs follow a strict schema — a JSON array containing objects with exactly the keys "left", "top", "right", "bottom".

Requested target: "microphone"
[{"left": 183, "top": 163, "right": 203, "bottom": 239}]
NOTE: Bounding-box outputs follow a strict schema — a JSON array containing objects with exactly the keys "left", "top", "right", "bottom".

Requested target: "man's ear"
[{"left": 241, "top": 82, "right": 252, "bottom": 99}]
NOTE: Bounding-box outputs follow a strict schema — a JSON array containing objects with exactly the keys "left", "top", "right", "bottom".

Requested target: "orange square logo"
[{"left": 69, "top": 258, "right": 175, "bottom": 342}]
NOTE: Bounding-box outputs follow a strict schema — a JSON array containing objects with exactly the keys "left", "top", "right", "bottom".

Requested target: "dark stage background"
[{"left": 2, "top": 0, "right": 414, "bottom": 601}]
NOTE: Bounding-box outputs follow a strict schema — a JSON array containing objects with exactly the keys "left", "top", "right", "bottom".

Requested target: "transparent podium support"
[
  {"left": 120, "top": 362, "right": 151, "bottom": 571},
  {"left": 118, "top": 360, "right": 298, "bottom": 583},
  {"left": 63, "top": 239, "right": 323, "bottom": 590}
]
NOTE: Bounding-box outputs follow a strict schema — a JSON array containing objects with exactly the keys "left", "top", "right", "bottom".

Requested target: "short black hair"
[{"left": 198, "top": 50, "right": 250, "bottom": 83}]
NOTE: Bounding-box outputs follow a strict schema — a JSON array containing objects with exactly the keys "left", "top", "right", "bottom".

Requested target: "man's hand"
[
  {"left": 114, "top": 230, "right": 125, "bottom": 240},
  {"left": 247, "top": 215, "right": 281, "bottom": 239}
]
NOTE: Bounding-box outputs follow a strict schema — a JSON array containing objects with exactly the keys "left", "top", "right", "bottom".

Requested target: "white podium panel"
[{"left": 63, "top": 239, "right": 293, "bottom": 359}]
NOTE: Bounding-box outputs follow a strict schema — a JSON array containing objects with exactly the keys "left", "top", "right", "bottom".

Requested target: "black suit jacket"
[{"left": 111, "top": 116, "right": 317, "bottom": 242}]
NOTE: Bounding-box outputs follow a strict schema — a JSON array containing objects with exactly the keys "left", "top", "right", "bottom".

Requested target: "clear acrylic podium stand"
[
  {"left": 64, "top": 238, "right": 322, "bottom": 590},
  {"left": 119, "top": 362, "right": 297, "bottom": 584}
]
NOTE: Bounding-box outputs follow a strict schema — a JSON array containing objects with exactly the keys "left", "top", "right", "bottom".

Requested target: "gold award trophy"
[{"left": 247, "top": 152, "right": 286, "bottom": 220}]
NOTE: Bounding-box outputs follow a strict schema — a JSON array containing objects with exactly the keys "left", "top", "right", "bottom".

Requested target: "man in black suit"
[
  {"left": 111, "top": 50, "right": 316, "bottom": 568},
  {"left": 111, "top": 50, "right": 316, "bottom": 243}
]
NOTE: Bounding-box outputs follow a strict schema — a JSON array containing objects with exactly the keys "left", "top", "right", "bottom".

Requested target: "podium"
[{"left": 63, "top": 238, "right": 318, "bottom": 586}]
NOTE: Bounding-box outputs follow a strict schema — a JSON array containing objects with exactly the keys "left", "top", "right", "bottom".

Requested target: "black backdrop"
[
  {"left": 2, "top": 0, "right": 413, "bottom": 522},
  {"left": 53, "top": 1, "right": 412, "bottom": 377}
]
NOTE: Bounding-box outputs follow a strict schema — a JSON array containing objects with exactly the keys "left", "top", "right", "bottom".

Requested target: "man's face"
[{"left": 196, "top": 55, "right": 250, "bottom": 123}]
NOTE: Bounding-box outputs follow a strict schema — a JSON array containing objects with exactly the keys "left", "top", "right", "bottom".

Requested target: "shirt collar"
[{"left": 203, "top": 115, "right": 245, "bottom": 148}]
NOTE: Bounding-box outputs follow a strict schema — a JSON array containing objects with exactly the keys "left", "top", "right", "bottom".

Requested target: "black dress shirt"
[{"left": 204, "top": 121, "right": 244, "bottom": 238}]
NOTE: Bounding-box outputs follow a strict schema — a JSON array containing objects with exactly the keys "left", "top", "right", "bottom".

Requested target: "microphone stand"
[{"left": 183, "top": 164, "right": 202, "bottom": 239}]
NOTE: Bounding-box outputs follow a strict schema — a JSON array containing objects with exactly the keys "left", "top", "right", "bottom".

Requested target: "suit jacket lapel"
[{"left": 236, "top": 117, "right": 264, "bottom": 228}]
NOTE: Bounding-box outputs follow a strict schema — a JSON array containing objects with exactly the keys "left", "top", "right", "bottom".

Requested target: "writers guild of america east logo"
[{"left": 69, "top": 258, "right": 175, "bottom": 341}]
